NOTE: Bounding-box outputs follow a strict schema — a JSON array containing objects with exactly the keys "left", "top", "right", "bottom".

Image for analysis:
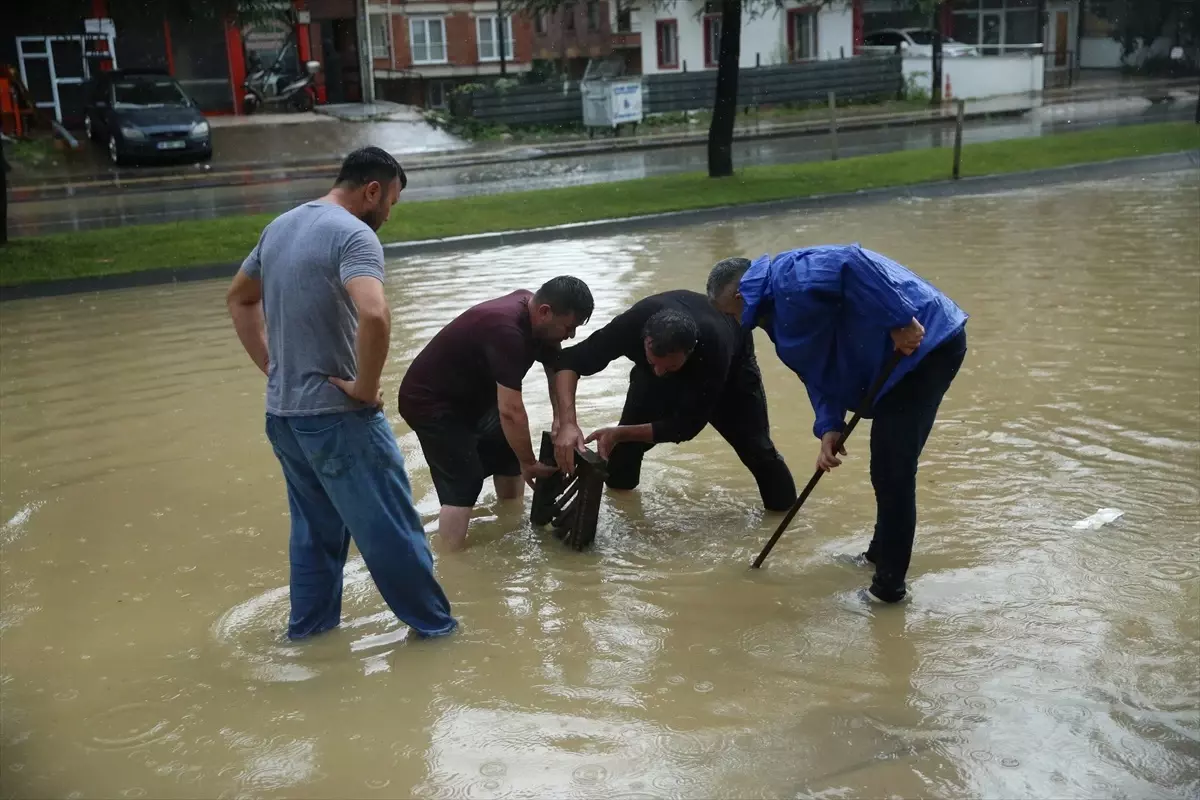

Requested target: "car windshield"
[{"left": 113, "top": 79, "right": 189, "bottom": 109}]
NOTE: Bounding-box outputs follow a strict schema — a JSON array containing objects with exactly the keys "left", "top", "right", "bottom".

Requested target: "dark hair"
[
  {"left": 534, "top": 276, "right": 594, "bottom": 323},
  {"left": 642, "top": 309, "right": 698, "bottom": 357},
  {"left": 336, "top": 146, "right": 407, "bottom": 191},
  {"left": 706, "top": 257, "right": 752, "bottom": 301}
]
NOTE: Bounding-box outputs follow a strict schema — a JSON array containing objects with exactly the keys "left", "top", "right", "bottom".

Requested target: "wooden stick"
[{"left": 751, "top": 351, "right": 905, "bottom": 569}]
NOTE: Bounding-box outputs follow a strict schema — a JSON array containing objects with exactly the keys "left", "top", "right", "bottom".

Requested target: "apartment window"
[
  {"left": 477, "top": 16, "right": 515, "bottom": 61},
  {"left": 703, "top": 15, "right": 721, "bottom": 67},
  {"left": 587, "top": 1, "right": 600, "bottom": 31},
  {"left": 410, "top": 18, "right": 447, "bottom": 64},
  {"left": 535, "top": 13, "right": 547, "bottom": 35},
  {"left": 1005, "top": 8, "right": 1038, "bottom": 45},
  {"left": 369, "top": 13, "right": 391, "bottom": 59},
  {"left": 788, "top": 9, "right": 817, "bottom": 62},
  {"left": 656, "top": 19, "right": 678, "bottom": 69},
  {"left": 952, "top": 0, "right": 1043, "bottom": 53},
  {"left": 616, "top": 7, "right": 632, "bottom": 33}
]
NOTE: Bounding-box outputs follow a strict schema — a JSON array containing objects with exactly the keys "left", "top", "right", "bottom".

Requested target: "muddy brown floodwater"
[{"left": 1, "top": 171, "right": 1198, "bottom": 799}]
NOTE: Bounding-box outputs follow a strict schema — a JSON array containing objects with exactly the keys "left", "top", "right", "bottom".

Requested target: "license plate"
[{"left": 156, "top": 140, "right": 186, "bottom": 150}]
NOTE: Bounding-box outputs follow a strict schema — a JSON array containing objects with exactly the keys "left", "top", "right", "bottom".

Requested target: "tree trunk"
[
  {"left": 930, "top": 5, "right": 944, "bottom": 105},
  {"left": 707, "top": 0, "right": 742, "bottom": 178}
]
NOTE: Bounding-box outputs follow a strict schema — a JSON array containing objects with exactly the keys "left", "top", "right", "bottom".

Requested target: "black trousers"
[
  {"left": 866, "top": 328, "right": 968, "bottom": 601},
  {"left": 606, "top": 358, "right": 797, "bottom": 512}
]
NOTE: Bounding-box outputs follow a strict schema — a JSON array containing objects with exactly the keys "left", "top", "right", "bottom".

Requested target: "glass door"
[{"left": 981, "top": 11, "right": 1003, "bottom": 55}]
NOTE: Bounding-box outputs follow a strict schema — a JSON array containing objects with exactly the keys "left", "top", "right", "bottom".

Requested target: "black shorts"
[{"left": 406, "top": 408, "right": 520, "bottom": 508}]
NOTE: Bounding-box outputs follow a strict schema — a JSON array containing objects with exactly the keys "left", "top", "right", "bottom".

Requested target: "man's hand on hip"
[
  {"left": 891, "top": 318, "right": 925, "bottom": 355},
  {"left": 328, "top": 377, "right": 384, "bottom": 409}
]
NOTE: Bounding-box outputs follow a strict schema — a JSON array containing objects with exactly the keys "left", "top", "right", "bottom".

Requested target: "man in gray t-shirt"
[
  {"left": 226, "top": 146, "right": 456, "bottom": 641},
  {"left": 243, "top": 199, "right": 386, "bottom": 416}
]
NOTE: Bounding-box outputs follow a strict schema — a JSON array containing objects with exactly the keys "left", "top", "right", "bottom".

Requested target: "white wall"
[
  {"left": 637, "top": 0, "right": 855, "bottom": 76},
  {"left": 816, "top": 5, "right": 854, "bottom": 61},
  {"left": 740, "top": 10, "right": 788, "bottom": 69},
  {"left": 902, "top": 54, "right": 1045, "bottom": 107}
]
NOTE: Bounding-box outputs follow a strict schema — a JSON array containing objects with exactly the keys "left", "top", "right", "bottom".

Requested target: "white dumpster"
[{"left": 581, "top": 79, "right": 644, "bottom": 134}]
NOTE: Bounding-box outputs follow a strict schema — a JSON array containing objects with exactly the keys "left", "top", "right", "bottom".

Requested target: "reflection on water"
[{"left": 1, "top": 171, "right": 1197, "bottom": 799}]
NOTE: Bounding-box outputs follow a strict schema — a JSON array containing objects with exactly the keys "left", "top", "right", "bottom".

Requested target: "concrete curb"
[{"left": 3, "top": 150, "right": 1195, "bottom": 303}]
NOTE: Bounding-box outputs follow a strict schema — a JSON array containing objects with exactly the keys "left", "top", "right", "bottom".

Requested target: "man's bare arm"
[
  {"left": 328, "top": 276, "right": 389, "bottom": 406},
  {"left": 544, "top": 364, "right": 560, "bottom": 418},
  {"left": 552, "top": 370, "right": 588, "bottom": 473},
  {"left": 553, "top": 369, "right": 580, "bottom": 427},
  {"left": 226, "top": 270, "right": 268, "bottom": 376},
  {"left": 498, "top": 385, "right": 556, "bottom": 488}
]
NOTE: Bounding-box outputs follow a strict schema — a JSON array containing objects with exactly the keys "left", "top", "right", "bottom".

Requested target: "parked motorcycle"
[{"left": 243, "top": 59, "right": 320, "bottom": 114}]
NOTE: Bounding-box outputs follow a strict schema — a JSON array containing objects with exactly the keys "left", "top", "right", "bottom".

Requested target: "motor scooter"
[{"left": 243, "top": 58, "right": 320, "bottom": 114}]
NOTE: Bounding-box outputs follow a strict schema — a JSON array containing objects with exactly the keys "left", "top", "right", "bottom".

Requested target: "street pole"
[
  {"left": 952, "top": 99, "right": 965, "bottom": 179},
  {"left": 828, "top": 91, "right": 839, "bottom": 161},
  {"left": 497, "top": 0, "right": 507, "bottom": 77},
  {"left": 359, "top": 0, "right": 376, "bottom": 104},
  {"left": 930, "top": 4, "right": 944, "bottom": 106}
]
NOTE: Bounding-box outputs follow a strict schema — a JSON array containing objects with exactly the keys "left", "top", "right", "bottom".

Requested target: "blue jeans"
[
  {"left": 866, "top": 328, "right": 968, "bottom": 602},
  {"left": 265, "top": 409, "right": 458, "bottom": 639}
]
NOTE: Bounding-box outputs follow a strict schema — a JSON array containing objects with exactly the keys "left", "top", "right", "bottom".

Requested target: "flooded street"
[{"left": 1, "top": 171, "right": 1198, "bottom": 798}]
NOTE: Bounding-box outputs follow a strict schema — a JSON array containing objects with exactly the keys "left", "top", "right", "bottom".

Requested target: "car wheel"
[
  {"left": 84, "top": 114, "right": 95, "bottom": 142},
  {"left": 108, "top": 135, "right": 124, "bottom": 166},
  {"left": 198, "top": 149, "right": 213, "bottom": 163}
]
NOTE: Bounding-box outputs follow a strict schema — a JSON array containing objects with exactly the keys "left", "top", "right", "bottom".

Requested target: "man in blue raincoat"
[{"left": 706, "top": 245, "right": 968, "bottom": 604}]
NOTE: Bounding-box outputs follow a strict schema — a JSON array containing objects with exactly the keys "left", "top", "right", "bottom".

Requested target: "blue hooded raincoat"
[{"left": 739, "top": 245, "right": 968, "bottom": 439}]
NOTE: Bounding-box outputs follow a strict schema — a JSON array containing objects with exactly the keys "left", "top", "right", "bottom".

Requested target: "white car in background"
[{"left": 863, "top": 28, "right": 981, "bottom": 58}]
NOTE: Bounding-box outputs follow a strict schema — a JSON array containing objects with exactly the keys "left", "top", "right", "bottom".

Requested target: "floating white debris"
[{"left": 1072, "top": 508, "right": 1125, "bottom": 530}]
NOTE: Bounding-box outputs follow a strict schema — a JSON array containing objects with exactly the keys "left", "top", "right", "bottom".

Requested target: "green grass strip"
[{"left": 3, "top": 122, "right": 1196, "bottom": 287}]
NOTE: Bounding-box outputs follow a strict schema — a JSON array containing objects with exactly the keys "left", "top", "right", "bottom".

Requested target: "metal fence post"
[
  {"left": 952, "top": 99, "right": 965, "bottom": 179},
  {"left": 828, "top": 90, "right": 839, "bottom": 161}
]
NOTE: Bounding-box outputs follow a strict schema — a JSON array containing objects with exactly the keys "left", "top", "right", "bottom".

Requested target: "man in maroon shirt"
[{"left": 398, "top": 276, "right": 594, "bottom": 550}]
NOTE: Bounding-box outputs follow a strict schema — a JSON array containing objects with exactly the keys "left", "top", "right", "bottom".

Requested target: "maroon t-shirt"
[{"left": 398, "top": 290, "right": 557, "bottom": 423}]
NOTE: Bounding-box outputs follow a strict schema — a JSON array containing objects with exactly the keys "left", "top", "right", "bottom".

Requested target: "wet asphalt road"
[{"left": 8, "top": 100, "right": 1194, "bottom": 237}]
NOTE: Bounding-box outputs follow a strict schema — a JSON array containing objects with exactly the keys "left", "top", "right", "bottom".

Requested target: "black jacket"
[{"left": 557, "top": 290, "right": 751, "bottom": 443}]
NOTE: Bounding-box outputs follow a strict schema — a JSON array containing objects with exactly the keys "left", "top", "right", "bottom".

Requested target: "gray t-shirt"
[{"left": 241, "top": 201, "right": 385, "bottom": 416}]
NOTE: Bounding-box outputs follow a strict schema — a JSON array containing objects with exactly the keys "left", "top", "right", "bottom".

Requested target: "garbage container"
[{"left": 580, "top": 59, "right": 643, "bottom": 136}]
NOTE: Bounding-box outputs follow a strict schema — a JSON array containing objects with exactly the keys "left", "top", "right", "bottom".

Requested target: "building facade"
[
  {"left": 532, "top": 0, "right": 615, "bottom": 79},
  {"left": 636, "top": 0, "right": 860, "bottom": 77},
  {"left": 369, "top": 0, "right": 537, "bottom": 109}
]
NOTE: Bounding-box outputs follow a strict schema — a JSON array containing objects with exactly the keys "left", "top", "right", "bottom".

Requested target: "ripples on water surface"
[{"left": 1, "top": 171, "right": 1198, "bottom": 799}]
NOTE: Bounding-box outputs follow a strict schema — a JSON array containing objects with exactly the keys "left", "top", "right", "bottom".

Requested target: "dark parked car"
[{"left": 83, "top": 70, "right": 213, "bottom": 166}]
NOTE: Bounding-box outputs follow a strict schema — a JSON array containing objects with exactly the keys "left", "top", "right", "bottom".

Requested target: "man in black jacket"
[{"left": 551, "top": 290, "right": 797, "bottom": 511}]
